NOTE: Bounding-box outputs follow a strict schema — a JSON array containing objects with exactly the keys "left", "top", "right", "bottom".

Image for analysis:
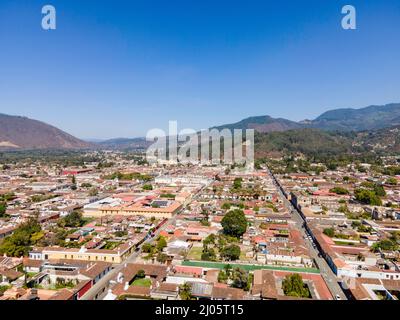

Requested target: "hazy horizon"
[{"left": 3, "top": 101, "right": 400, "bottom": 141}]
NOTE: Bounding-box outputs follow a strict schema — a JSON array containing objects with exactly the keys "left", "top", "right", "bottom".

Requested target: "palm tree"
[{"left": 179, "top": 283, "right": 194, "bottom": 300}]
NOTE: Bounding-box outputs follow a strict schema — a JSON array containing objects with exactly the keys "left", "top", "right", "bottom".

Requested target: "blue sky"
[{"left": 0, "top": 0, "right": 399, "bottom": 139}]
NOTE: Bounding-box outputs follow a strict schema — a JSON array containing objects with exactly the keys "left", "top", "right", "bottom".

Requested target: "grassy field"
[
  {"left": 131, "top": 278, "right": 152, "bottom": 287},
  {"left": 188, "top": 246, "right": 252, "bottom": 262},
  {"left": 187, "top": 246, "right": 203, "bottom": 260}
]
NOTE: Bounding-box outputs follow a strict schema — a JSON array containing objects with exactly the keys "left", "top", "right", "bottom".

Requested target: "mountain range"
[
  {"left": 253, "top": 126, "right": 400, "bottom": 159},
  {"left": 0, "top": 114, "right": 92, "bottom": 150},
  {"left": 212, "top": 115, "right": 303, "bottom": 133},
  {"left": 1, "top": 103, "right": 400, "bottom": 151},
  {"left": 97, "top": 137, "right": 151, "bottom": 150},
  {"left": 215, "top": 103, "right": 400, "bottom": 133}
]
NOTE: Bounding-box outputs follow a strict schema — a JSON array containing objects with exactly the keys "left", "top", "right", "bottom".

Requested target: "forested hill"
[{"left": 253, "top": 126, "right": 400, "bottom": 159}]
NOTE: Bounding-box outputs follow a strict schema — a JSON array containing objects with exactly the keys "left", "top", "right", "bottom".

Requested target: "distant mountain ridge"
[
  {"left": 1, "top": 102, "right": 399, "bottom": 151},
  {"left": 311, "top": 103, "right": 400, "bottom": 131},
  {"left": 0, "top": 114, "right": 92, "bottom": 150},
  {"left": 214, "top": 103, "right": 400, "bottom": 133},
  {"left": 98, "top": 137, "right": 150, "bottom": 150},
  {"left": 212, "top": 115, "right": 303, "bottom": 133}
]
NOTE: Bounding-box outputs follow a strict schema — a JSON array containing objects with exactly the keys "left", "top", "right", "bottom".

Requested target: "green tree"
[
  {"left": 218, "top": 270, "right": 228, "bottom": 283},
  {"left": 327, "top": 162, "right": 338, "bottom": 170},
  {"left": 233, "top": 178, "right": 242, "bottom": 189},
  {"left": 114, "top": 230, "right": 128, "bottom": 237},
  {"left": 373, "top": 184, "right": 386, "bottom": 197},
  {"left": 390, "top": 232, "right": 400, "bottom": 243},
  {"left": 201, "top": 246, "right": 216, "bottom": 261},
  {"left": 383, "top": 166, "right": 400, "bottom": 176},
  {"left": 142, "top": 184, "right": 153, "bottom": 190},
  {"left": 60, "top": 211, "right": 85, "bottom": 228},
  {"left": 282, "top": 274, "right": 311, "bottom": 298},
  {"left": 142, "top": 243, "right": 155, "bottom": 254},
  {"left": 329, "top": 187, "right": 349, "bottom": 195},
  {"left": 203, "top": 234, "right": 216, "bottom": 246},
  {"left": 200, "top": 219, "right": 210, "bottom": 226},
  {"left": 338, "top": 204, "right": 350, "bottom": 214},
  {"left": 220, "top": 244, "right": 241, "bottom": 261},
  {"left": 224, "top": 264, "right": 233, "bottom": 276},
  {"left": 81, "top": 183, "right": 92, "bottom": 188},
  {"left": 0, "top": 285, "right": 11, "bottom": 294},
  {"left": 323, "top": 228, "right": 335, "bottom": 238},
  {"left": 221, "top": 209, "right": 247, "bottom": 238},
  {"left": 179, "top": 283, "right": 194, "bottom": 300},
  {"left": 0, "top": 217, "right": 42, "bottom": 257},
  {"left": 217, "top": 235, "right": 227, "bottom": 250},
  {"left": 156, "top": 252, "right": 169, "bottom": 263},
  {"left": 160, "top": 193, "right": 175, "bottom": 199},
  {"left": 354, "top": 189, "right": 382, "bottom": 206},
  {"left": 372, "top": 239, "right": 398, "bottom": 252},
  {"left": 0, "top": 192, "right": 15, "bottom": 202},
  {"left": 156, "top": 236, "right": 167, "bottom": 251},
  {"left": 230, "top": 268, "right": 250, "bottom": 290},
  {"left": 221, "top": 203, "right": 231, "bottom": 210},
  {"left": 0, "top": 201, "right": 7, "bottom": 217},
  {"left": 136, "top": 269, "right": 145, "bottom": 279},
  {"left": 385, "top": 177, "right": 398, "bottom": 185}
]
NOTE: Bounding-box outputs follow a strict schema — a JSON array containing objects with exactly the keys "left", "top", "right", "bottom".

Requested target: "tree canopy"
[
  {"left": 282, "top": 274, "right": 311, "bottom": 298},
  {"left": 230, "top": 268, "right": 251, "bottom": 291},
  {"left": 142, "top": 184, "right": 153, "bottom": 190},
  {"left": 385, "top": 177, "right": 398, "bottom": 185},
  {"left": 0, "top": 217, "right": 42, "bottom": 257},
  {"left": 221, "top": 209, "right": 247, "bottom": 238},
  {"left": 156, "top": 236, "right": 167, "bottom": 251},
  {"left": 323, "top": 228, "right": 335, "bottom": 238},
  {"left": 354, "top": 189, "right": 382, "bottom": 206},
  {"left": 372, "top": 239, "right": 398, "bottom": 252},
  {"left": 179, "top": 283, "right": 194, "bottom": 300},
  {"left": 0, "top": 201, "right": 7, "bottom": 217},
  {"left": 59, "top": 211, "right": 86, "bottom": 228},
  {"left": 220, "top": 244, "right": 241, "bottom": 261},
  {"left": 329, "top": 187, "right": 349, "bottom": 195}
]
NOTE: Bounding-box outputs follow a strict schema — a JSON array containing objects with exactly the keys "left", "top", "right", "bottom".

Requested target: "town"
[{"left": 0, "top": 150, "right": 399, "bottom": 301}]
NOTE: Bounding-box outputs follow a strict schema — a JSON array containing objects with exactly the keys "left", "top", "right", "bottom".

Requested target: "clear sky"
[{"left": 0, "top": 0, "right": 400, "bottom": 139}]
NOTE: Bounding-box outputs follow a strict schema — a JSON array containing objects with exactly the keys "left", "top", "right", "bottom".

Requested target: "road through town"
[{"left": 266, "top": 168, "right": 347, "bottom": 300}]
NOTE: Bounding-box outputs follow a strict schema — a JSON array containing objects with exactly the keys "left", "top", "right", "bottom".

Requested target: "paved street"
[{"left": 266, "top": 168, "right": 347, "bottom": 300}]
